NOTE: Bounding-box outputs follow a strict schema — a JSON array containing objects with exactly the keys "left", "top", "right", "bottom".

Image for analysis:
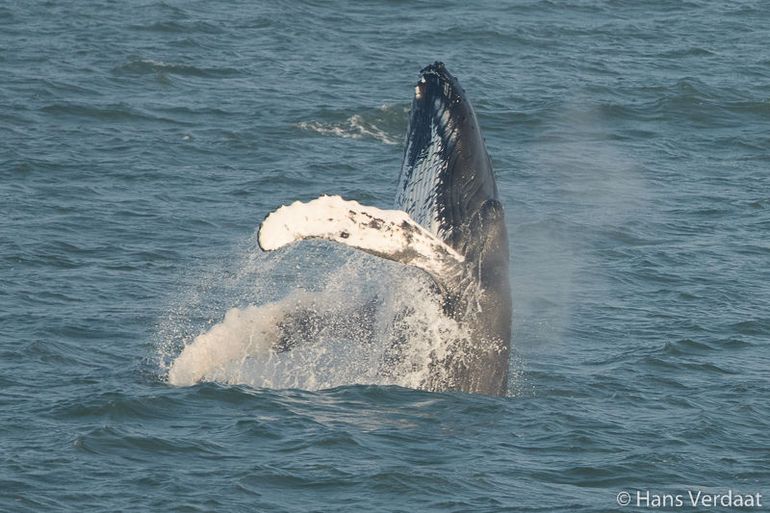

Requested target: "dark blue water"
[{"left": 2, "top": 1, "right": 769, "bottom": 511}]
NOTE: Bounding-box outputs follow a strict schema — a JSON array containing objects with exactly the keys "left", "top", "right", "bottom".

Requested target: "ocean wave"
[
  {"left": 112, "top": 57, "right": 242, "bottom": 78},
  {"left": 297, "top": 115, "right": 398, "bottom": 145},
  {"left": 131, "top": 20, "right": 225, "bottom": 34},
  {"left": 40, "top": 103, "right": 153, "bottom": 122}
]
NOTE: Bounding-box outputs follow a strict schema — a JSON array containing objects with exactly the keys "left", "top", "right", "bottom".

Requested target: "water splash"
[{"left": 159, "top": 238, "right": 471, "bottom": 392}]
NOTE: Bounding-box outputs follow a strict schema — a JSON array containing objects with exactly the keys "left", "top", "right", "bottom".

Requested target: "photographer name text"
[{"left": 616, "top": 490, "right": 762, "bottom": 508}]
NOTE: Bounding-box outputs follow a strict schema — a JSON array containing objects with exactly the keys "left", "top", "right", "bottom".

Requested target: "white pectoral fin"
[{"left": 258, "top": 195, "right": 465, "bottom": 287}]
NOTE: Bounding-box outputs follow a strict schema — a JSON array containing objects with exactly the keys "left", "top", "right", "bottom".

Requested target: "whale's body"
[{"left": 259, "top": 63, "right": 511, "bottom": 395}]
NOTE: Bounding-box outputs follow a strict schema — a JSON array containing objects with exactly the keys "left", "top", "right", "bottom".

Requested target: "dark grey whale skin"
[{"left": 396, "top": 62, "right": 512, "bottom": 396}]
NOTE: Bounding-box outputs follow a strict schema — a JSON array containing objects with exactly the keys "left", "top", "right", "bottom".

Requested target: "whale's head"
[{"left": 396, "top": 62, "right": 499, "bottom": 251}]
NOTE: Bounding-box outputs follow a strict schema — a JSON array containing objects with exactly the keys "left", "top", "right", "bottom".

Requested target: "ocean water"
[{"left": 2, "top": 1, "right": 769, "bottom": 511}]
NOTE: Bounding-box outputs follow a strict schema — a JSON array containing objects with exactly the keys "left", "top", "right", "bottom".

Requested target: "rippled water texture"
[{"left": 2, "top": 1, "right": 769, "bottom": 511}]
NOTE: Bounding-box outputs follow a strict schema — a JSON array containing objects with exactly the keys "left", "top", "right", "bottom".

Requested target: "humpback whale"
[{"left": 259, "top": 62, "right": 511, "bottom": 395}]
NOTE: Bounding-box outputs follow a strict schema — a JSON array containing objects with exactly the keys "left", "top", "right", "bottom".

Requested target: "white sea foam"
[{"left": 297, "top": 114, "right": 399, "bottom": 145}]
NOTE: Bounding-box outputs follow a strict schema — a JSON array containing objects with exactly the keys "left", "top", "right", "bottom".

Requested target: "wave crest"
[{"left": 297, "top": 105, "right": 406, "bottom": 145}]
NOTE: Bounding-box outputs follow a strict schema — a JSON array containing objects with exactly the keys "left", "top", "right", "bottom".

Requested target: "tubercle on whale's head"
[
  {"left": 405, "top": 61, "right": 482, "bottom": 160},
  {"left": 412, "top": 61, "right": 468, "bottom": 113}
]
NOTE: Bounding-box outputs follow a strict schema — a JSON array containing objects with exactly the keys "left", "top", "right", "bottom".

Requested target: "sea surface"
[{"left": 2, "top": 1, "right": 769, "bottom": 511}]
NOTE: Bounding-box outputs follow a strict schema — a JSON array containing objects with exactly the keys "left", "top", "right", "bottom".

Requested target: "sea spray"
[{"left": 161, "top": 238, "right": 472, "bottom": 391}]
